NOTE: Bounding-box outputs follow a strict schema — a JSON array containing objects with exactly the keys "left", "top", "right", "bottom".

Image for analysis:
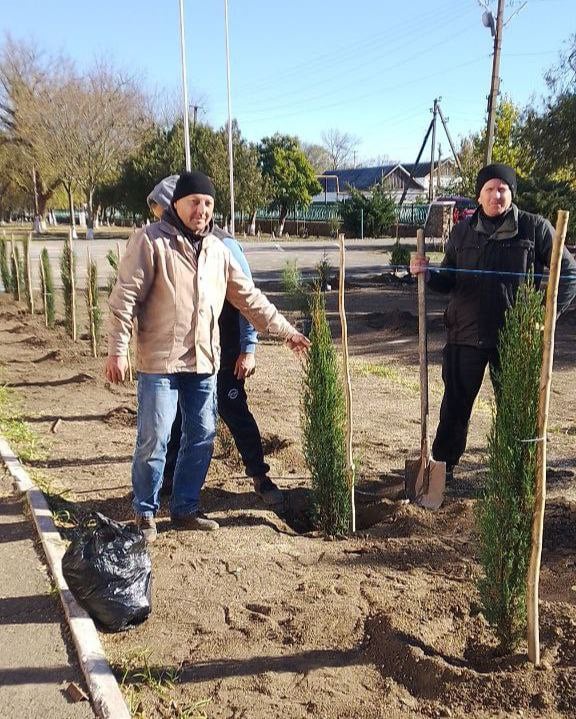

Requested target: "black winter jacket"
[{"left": 427, "top": 204, "right": 576, "bottom": 348}]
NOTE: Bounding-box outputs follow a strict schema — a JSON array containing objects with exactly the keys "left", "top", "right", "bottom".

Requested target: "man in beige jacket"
[{"left": 106, "top": 170, "right": 309, "bottom": 542}]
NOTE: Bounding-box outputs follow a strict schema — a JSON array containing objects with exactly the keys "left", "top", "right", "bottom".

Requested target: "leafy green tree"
[
  {"left": 477, "top": 282, "right": 544, "bottom": 653},
  {"left": 340, "top": 184, "right": 396, "bottom": 237},
  {"left": 258, "top": 134, "right": 321, "bottom": 235},
  {"left": 301, "top": 290, "right": 350, "bottom": 535}
]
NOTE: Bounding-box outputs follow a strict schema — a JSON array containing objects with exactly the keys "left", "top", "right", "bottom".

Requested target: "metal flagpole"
[
  {"left": 224, "top": 0, "right": 235, "bottom": 235},
  {"left": 178, "top": 0, "right": 192, "bottom": 171}
]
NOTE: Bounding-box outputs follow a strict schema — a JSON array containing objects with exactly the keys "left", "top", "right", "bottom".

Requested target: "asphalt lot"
[{"left": 18, "top": 236, "right": 412, "bottom": 290}]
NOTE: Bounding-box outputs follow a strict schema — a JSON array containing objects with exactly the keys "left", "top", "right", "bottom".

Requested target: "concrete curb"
[{"left": 0, "top": 435, "right": 131, "bottom": 719}]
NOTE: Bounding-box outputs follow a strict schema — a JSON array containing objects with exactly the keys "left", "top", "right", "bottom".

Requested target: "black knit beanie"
[
  {"left": 475, "top": 163, "right": 517, "bottom": 199},
  {"left": 171, "top": 171, "right": 215, "bottom": 203}
]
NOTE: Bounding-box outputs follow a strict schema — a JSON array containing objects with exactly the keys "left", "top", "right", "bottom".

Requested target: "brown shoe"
[
  {"left": 171, "top": 513, "right": 219, "bottom": 532},
  {"left": 253, "top": 476, "right": 283, "bottom": 506},
  {"left": 135, "top": 515, "right": 157, "bottom": 543}
]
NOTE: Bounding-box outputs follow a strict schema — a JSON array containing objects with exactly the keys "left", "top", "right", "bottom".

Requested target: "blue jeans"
[{"left": 132, "top": 372, "right": 217, "bottom": 519}]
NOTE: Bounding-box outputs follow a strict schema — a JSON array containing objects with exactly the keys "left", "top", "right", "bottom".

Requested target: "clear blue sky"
[{"left": 1, "top": 0, "right": 573, "bottom": 163}]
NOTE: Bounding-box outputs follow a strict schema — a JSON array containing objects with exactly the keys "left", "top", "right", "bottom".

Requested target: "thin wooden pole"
[
  {"left": 25, "top": 232, "right": 34, "bottom": 314},
  {"left": 338, "top": 233, "right": 355, "bottom": 533},
  {"left": 527, "top": 209, "right": 569, "bottom": 665},
  {"left": 69, "top": 228, "right": 77, "bottom": 341},
  {"left": 86, "top": 248, "right": 97, "bottom": 358},
  {"left": 39, "top": 254, "right": 48, "bottom": 327}
]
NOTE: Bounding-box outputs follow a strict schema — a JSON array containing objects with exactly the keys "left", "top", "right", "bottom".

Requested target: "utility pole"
[
  {"left": 485, "top": 0, "right": 505, "bottom": 165},
  {"left": 428, "top": 98, "right": 438, "bottom": 203}
]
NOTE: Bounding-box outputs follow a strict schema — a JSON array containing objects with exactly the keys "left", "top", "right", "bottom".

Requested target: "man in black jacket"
[{"left": 410, "top": 163, "right": 576, "bottom": 476}]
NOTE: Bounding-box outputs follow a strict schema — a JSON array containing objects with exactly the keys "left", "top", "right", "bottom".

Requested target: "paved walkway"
[{"left": 0, "top": 474, "right": 94, "bottom": 719}]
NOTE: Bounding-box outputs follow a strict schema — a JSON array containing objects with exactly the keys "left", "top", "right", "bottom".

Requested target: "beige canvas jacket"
[{"left": 107, "top": 220, "right": 296, "bottom": 374}]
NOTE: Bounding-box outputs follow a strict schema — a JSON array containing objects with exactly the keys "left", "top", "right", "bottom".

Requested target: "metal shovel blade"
[{"left": 404, "top": 456, "right": 446, "bottom": 510}]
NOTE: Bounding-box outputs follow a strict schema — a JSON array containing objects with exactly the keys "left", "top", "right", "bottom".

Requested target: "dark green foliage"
[
  {"left": 390, "top": 241, "right": 411, "bottom": 271},
  {"left": 517, "top": 176, "right": 576, "bottom": 243},
  {"left": 106, "top": 248, "right": 120, "bottom": 296},
  {"left": 301, "top": 290, "right": 350, "bottom": 535},
  {"left": 40, "top": 248, "right": 55, "bottom": 327},
  {"left": 315, "top": 252, "right": 332, "bottom": 291},
  {"left": 281, "top": 260, "right": 309, "bottom": 315},
  {"left": 60, "top": 238, "right": 76, "bottom": 337},
  {"left": 10, "top": 244, "right": 23, "bottom": 301},
  {"left": 0, "top": 239, "right": 12, "bottom": 293},
  {"left": 22, "top": 234, "right": 33, "bottom": 312},
  {"left": 477, "top": 281, "right": 544, "bottom": 653},
  {"left": 86, "top": 259, "right": 102, "bottom": 356},
  {"left": 340, "top": 184, "right": 396, "bottom": 237}
]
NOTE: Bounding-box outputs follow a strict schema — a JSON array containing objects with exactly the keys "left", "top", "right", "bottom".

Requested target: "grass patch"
[
  {"left": 113, "top": 648, "right": 211, "bottom": 719},
  {"left": 352, "top": 361, "right": 420, "bottom": 394},
  {"left": 0, "top": 385, "right": 42, "bottom": 462}
]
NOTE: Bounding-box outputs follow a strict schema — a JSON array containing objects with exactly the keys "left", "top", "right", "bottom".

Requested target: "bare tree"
[
  {"left": 302, "top": 143, "right": 331, "bottom": 174},
  {"left": 0, "top": 36, "right": 64, "bottom": 217},
  {"left": 320, "top": 128, "right": 360, "bottom": 170}
]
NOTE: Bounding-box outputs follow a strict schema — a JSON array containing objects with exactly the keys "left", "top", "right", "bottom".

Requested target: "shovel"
[{"left": 405, "top": 229, "right": 446, "bottom": 510}]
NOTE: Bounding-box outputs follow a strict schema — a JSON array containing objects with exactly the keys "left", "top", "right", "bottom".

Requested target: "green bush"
[
  {"left": 281, "top": 259, "right": 309, "bottom": 315},
  {"left": 477, "top": 281, "right": 544, "bottom": 653},
  {"left": 301, "top": 290, "right": 350, "bottom": 535},
  {"left": 390, "top": 241, "right": 411, "bottom": 271},
  {"left": 340, "top": 183, "right": 396, "bottom": 237}
]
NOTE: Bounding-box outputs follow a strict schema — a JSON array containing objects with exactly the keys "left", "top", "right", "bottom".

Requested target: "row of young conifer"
[
  {"left": 0, "top": 234, "right": 118, "bottom": 358},
  {"left": 0, "top": 232, "right": 549, "bottom": 655}
]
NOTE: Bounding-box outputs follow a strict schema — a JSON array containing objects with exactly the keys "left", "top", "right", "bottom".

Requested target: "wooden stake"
[
  {"left": 39, "top": 254, "right": 48, "bottom": 327},
  {"left": 338, "top": 233, "right": 356, "bottom": 533},
  {"left": 527, "top": 209, "right": 569, "bottom": 665},
  {"left": 11, "top": 239, "right": 21, "bottom": 302},
  {"left": 69, "top": 228, "right": 77, "bottom": 341},
  {"left": 26, "top": 232, "right": 34, "bottom": 314},
  {"left": 86, "top": 248, "right": 97, "bottom": 358}
]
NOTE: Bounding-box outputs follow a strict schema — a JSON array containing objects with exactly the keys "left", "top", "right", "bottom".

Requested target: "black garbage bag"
[{"left": 62, "top": 512, "right": 152, "bottom": 631}]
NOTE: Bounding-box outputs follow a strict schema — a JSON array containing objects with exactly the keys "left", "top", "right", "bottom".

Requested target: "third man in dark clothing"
[
  {"left": 147, "top": 176, "right": 283, "bottom": 506},
  {"left": 410, "top": 163, "right": 576, "bottom": 477}
]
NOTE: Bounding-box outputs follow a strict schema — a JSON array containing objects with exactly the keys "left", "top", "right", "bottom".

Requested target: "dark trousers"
[
  {"left": 432, "top": 344, "right": 500, "bottom": 469},
  {"left": 164, "top": 368, "right": 269, "bottom": 484}
]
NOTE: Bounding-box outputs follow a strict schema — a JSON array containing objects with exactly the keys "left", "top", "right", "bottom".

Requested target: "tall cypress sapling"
[
  {"left": 477, "top": 281, "right": 544, "bottom": 653},
  {"left": 60, "top": 237, "right": 76, "bottom": 338},
  {"left": 23, "top": 234, "right": 34, "bottom": 313},
  {"left": 86, "top": 258, "right": 102, "bottom": 357},
  {"left": 0, "top": 238, "right": 12, "bottom": 293},
  {"left": 11, "top": 244, "right": 23, "bottom": 301},
  {"left": 301, "top": 289, "right": 350, "bottom": 535},
  {"left": 39, "top": 248, "right": 56, "bottom": 328}
]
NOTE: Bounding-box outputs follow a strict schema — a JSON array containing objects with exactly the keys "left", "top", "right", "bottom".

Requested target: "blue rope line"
[{"left": 384, "top": 264, "right": 576, "bottom": 280}]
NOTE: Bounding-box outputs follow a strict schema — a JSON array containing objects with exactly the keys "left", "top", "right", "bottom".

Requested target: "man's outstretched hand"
[
  {"left": 105, "top": 355, "right": 129, "bottom": 383},
  {"left": 286, "top": 332, "right": 310, "bottom": 356}
]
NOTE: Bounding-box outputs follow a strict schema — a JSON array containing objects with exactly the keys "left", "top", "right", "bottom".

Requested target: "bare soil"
[{"left": 0, "top": 278, "right": 575, "bottom": 719}]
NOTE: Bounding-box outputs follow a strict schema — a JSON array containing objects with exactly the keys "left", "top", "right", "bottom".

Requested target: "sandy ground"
[{"left": 0, "top": 276, "right": 575, "bottom": 719}]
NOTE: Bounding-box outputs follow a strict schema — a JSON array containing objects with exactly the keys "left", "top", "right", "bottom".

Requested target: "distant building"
[{"left": 314, "top": 159, "right": 458, "bottom": 203}]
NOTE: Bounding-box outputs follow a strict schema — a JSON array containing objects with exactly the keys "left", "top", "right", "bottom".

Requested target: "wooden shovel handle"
[{"left": 416, "top": 229, "right": 430, "bottom": 455}]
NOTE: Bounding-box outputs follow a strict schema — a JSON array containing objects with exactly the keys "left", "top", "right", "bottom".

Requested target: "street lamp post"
[
  {"left": 178, "top": 0, "right": 192, "bottom": 172},
  {"left": 224, "top": 0, "right": 235, "bottom": 236}
]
